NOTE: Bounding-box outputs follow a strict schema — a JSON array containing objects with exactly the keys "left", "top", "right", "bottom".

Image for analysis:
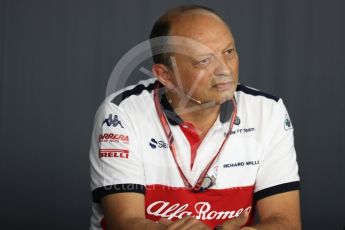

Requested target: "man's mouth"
[{"left": 212, "top": 81, "right": 233, "bottom": 91}]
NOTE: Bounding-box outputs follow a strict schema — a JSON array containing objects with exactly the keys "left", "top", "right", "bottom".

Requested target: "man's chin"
[
  {"left": 196, "top": 90, "right": 235, "bottom": 106},
  {"left": 204, "top": 95, "right": 233, "bottom": 106},
  {"left": 217, "top": 92, "right": 235, "bottom": 104}
]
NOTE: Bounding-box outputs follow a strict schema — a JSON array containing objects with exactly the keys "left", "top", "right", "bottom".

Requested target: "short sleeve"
[
  {"left": 89, "top": 100, "right": 145, "bottom": 203},
  {"left": 254, "top": 99, "right": 300, "bottom": 201}
]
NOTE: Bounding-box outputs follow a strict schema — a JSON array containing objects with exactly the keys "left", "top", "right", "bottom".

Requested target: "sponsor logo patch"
[
  {"left": 144, "top": 184, "right": 254, "bottom": 226},
  {"left": 234, "top": 116, "right": 241, "bottom": 125},
  {"left": 223, "top": 160, "right": 259, "bottom": 168},
  {"left": 284, "top": 114, "right": 293, "bottom": 130},
  {"left": 98, "top": 133, "right": 129, "bottom": 144},
  {"left": 99, "top": 149, "right": 129, "bottom": 159},
  {"left": 102, "top": 114, "right": 124, "bottom": 128},
  {"left": 225, "top": 127, "right": 255, "bottom": 136},
  {"left": 147, "top": 200, "right": 252, "bottom": 221},
  {"left": 149, "top": 138, "right": 168, "bottom": 149}
]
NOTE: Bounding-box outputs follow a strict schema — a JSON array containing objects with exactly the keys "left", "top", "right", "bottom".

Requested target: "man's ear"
[{"left": 152, "top": 64, "right": 175, "bottom": 90}]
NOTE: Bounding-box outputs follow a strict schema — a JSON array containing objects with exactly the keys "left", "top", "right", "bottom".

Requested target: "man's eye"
[
  {"left": 199, "top": 59, "right": 209, "bottom": 64},
  {"left": 224, "top": 49, "right": 235, "bottom": 57},
  {"left": 196, "top": 58, "right": 210, "bottom": 66}
]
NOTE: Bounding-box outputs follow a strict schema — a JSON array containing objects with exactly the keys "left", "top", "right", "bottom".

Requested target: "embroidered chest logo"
[
  {"left": 234, "top": 116, "right": 241, "bottom": 125},
  {"left": 223, "top": 160, "right": 259, "bottom": 168},
  {"left": 102, "top": 114, "right": 124, "bottom": 128},
  {"left": 149, "top": 138, "right": 168, "bottom": 149},
  {"left": 284, "top": 114, "right": 293, "bottom": 130},
  {"left": 224, "top": 116, "right": 255, "bottom": 136}
]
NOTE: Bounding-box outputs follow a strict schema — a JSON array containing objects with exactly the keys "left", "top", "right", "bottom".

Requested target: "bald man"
[{"left": 90, "top": 5, "right": 301, "bottom": 230}]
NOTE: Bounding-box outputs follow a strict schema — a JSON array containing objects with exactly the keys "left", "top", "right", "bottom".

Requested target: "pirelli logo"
[{"left": 99, "top": 149, "right": 129, "bottom": 159}]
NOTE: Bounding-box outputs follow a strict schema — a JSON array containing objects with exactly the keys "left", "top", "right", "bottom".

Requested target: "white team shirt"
[{"left": 89, "top": 78, "right": 300, "bottom": 229}]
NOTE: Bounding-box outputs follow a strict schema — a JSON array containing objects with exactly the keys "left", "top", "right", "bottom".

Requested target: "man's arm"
[
  {"left": 221, "top": 190, "right": 301, "bottom": 230},
  {"left": 101, "top": 193, "right": 212, "bottom": 230},
  {"left": 250, "top": 190, "right": 301, "bottom": 230},
  {"left": 245, "top": 98, "right": 301, "bottom": 229},
  {"left": 101, "top": 192, "right": 163, "bottom": 230}
]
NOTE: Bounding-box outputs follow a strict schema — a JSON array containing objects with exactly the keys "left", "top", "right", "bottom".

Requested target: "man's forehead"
[
  {"left": 168, "top": 37, "right": 233, "bottom": 56},
  {"left": 168, "top": 11, "right": 234, "bottom": 52},
  {"left": 169, "top": 11, "right": 228, "bottom": 35}
]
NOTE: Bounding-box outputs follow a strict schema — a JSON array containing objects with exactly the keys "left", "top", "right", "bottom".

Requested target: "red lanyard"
[{"left": 153, "top": 82, "right": 237, "bottom": 192}]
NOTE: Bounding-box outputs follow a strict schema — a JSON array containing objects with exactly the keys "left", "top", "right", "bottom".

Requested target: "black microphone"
[{"left": 173, "top": 86, "right": 203, "bottom": 105}]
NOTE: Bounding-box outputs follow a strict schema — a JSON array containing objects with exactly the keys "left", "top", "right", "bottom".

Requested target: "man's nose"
[{"left": 213, "top": 57, "right": 231, "bottom": 77}]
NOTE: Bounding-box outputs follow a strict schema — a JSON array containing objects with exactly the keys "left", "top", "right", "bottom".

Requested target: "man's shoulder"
[
  {"left": 235, "top": 84, "right": 280, "bottom": 103},
  {"left": 235, "top": 84, "right": 289, "bottom": 129},
  {"left": 107, "top": 78, "right": 156, "bottom": 107},
  {"left": 94, "top": 78, "right": 156, "bottom": 122}
]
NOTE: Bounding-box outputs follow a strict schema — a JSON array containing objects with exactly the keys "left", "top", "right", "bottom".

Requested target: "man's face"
[{"left": 168, "top": 12, "right": 239, "bottom": 105}]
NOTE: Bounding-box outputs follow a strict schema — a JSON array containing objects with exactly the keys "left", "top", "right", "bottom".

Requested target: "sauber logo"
[
  {"left": 99, "top": 149, "right": 129, "bottom": 159},
  {"left": 149, "top": 138, "right": 168, "bottom": 149},
  {"left": 99, "top": 133, "right": 129, "bottom": 144},
  {"left": 147, "top": 201, "right": 251, "bottom": 221}
]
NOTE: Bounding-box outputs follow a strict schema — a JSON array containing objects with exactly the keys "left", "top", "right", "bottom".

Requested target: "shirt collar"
[{"left": 157, "top": 82, "right": 234, "bottom": 126}]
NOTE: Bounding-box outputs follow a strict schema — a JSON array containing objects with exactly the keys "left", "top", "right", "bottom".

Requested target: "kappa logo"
[
  {"left": 149, "top": 138, "right": 168, "bottom": 149},
  {"left": 102, "top": 114, "right": 124, "bottom": 128}
]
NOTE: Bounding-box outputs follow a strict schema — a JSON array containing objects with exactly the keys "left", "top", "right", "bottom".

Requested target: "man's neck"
[{"left": 166, "top": 91, "right": 221, "bottom": 138}]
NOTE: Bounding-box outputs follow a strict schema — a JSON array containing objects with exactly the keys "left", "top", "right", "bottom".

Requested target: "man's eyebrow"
[
  {"left": 222, "top": 42, "right": 234, "bottom": 51},
  {"left": 192, "top": 42, "right": 234, "bottom": 58},
  {"left": 193, "top": 53, "right": 214, "bottom": 58}
]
